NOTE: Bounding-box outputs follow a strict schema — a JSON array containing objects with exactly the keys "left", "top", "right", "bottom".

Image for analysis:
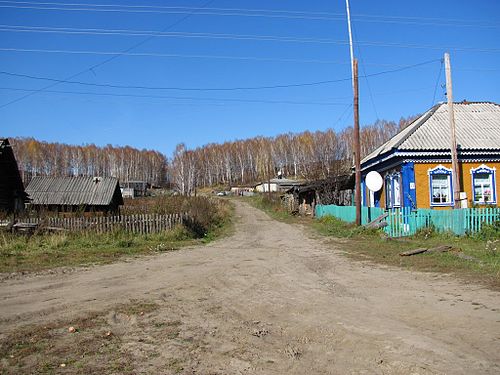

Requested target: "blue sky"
[{"left": 1, "top": 0, "right": 499, "bottom": 156}]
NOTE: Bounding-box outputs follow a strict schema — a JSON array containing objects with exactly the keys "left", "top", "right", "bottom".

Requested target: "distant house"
[
  {"left": 26, "top": 176, "right": 124, "bottom": 213},
  {"left": 120, "top": 180, "right": 150, "bottom": 198},
  {"left": 255, "top": 178, "right": 305, "bottom": 193},
  {"left": 0, "top": 138, "right": 29, "bottom": 213},
  {"left": 361, "top": 102, "right": 500, "bottom": 209},
  {"left": 230, "top": 185, "right": 255, "bottom": 196}
]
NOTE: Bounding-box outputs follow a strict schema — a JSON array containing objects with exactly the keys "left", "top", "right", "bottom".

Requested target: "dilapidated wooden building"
[
  {"left": 25, "top": 176, "right": 124, "bottom": 213},
  {"left": 0, "top": 139, "right": 28, "bottom": 213},
  {"left": 283, "top": 174, "right": 354, "bottom": 215}
]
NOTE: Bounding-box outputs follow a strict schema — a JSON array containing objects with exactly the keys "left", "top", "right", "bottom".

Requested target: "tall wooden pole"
[
  {"left": 353, "top": 59, "right": 361, "bottom": 225},
  {"left": 345, "top": 0, "right": 355, "bottom": 89},
  {"left": 444, "top": 52, "right": 461, "bottom": 208}
]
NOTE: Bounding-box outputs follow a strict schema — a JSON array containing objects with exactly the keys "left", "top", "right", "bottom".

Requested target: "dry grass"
[
  {"left": 0, "top": 196, "right": 234, "bottom": 274},
  {"left": 0, "top": 300, "right": 159, "bottom": 375}
]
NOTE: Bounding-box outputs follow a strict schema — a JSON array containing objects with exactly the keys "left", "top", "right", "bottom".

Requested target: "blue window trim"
[
  {"left": 384, "top": 172, "right": 402, "bottom": 209},
  {"left": 470, "top": 164, "right": 497, "bottom": 205},
  {"left": 428, "top": 165, "right": 454, "bottom": 207}
]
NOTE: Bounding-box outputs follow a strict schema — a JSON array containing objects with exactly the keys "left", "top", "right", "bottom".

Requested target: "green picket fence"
[
  {"left": 315, "top": 205, "right": 500, "bottom": 237},
  {"left": 315, "top": 205, "right": 385, "bottom": 226}
]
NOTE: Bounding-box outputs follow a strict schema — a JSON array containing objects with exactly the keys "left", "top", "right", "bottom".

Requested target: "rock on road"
[{"left": 1, "top": 200, "right": 499, "bottom": 374}]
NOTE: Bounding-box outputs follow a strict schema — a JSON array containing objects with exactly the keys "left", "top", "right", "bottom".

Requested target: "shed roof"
[
  {"left": 362, "top": 102, "right": 500, "bottom": 165},
  {"left": 25, "top": 176, "right": 124, "bottom": 206}
]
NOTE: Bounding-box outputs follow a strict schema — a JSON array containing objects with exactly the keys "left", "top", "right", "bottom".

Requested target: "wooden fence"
[
  {"left": 19, "top": 213, "right": 188, "bottom": 235},
  {"left": 315, "top": 205, "right": 500, "bottom": 237}
]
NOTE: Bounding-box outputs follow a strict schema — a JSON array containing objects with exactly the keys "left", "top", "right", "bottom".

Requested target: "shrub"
[{"left": 473, "top": 220, "right": 500, "bottom": 241}]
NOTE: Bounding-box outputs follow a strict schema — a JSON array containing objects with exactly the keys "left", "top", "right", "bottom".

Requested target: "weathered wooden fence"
[
  {"left": 315, "top": 205, "right": 500, "bottom": 237},
  {"left": 20, "top": 213, "right": 188, "bottom": 235}
]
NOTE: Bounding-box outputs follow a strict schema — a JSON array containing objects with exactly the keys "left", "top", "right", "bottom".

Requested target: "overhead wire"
[
  {"left": 431, "top": 59, "right": 444, "bottom": 106},
  {"left": 0, "top": 1, "right": 498, "bottom": 28},
  {"left": 352, "top": 23, "right": 379, "bottom": 120},
  {"left": 0, "top": 47, "right": 351, "bottom": 65},
  {"left": 0, "top": 59, "right": 441, "bottom": 92},
  {"left": 0, "top": 24, "right": 498, "bottom": 53},
  {"left": 0, "top": 0, "right": 216, "bottom": 109},
  {"left": 1, "top": 25, "right": 498, "bottom": 53},
  {"left": 0, "top": 87, "right": 350, "bottom": 106}
]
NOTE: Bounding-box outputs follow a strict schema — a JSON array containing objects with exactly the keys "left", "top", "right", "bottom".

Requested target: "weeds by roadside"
[{"left": 0, "top": 197, "right": 233, "bottom": 274}]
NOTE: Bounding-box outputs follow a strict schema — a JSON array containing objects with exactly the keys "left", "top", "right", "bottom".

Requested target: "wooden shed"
[
  {"left": 283, "top": 174, "right": 354, "bottom": 215},
  {"left": 25, "top": 176, "right": 124, "bottom": 214},
  {"left": 0, "top": 138, "right": 28, "bottom": 213}
]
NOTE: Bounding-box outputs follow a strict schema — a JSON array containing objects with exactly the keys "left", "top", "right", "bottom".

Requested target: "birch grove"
[
  {"left": 11, "top": 138, "right": 167, "bottom": 186},
  {"left": 169, "top": 116, "right": 417, "bottom": 194},
  {"left": 9, "top": 115, "right": 416, "bottom": 194}
]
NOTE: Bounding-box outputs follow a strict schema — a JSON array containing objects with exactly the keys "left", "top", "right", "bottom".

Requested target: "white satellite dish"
[{"left": 365, "top": 171, "right": 383, "bottom": 192}]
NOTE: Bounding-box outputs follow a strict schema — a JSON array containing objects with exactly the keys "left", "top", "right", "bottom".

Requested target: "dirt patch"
[{"left": 0, "top": 200, "right": 499, "bottom": 374}]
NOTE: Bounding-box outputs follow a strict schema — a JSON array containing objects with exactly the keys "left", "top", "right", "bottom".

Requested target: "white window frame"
[
  {"left": 384, "top": 172, "right": 401, "bottom": 209},
  {"left": 428, "top": 165, "right": 454, "bottom": 207},
  {"left": 470, "top": 164, "right": 497, "bottom": 204}
]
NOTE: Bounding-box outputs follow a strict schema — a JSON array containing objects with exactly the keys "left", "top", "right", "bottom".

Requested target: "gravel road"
[{"left": 1, "top": 200, "right": 499, "bottom": 374}]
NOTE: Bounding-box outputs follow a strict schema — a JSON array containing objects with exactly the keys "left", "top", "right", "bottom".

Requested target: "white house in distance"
[{"left": 255, "top": 178, "right": 305, "bottom": 193}]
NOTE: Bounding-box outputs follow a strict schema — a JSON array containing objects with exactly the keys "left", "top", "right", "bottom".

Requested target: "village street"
[{"left": 1, "top": 200, "right": 499, "bottom": 374}]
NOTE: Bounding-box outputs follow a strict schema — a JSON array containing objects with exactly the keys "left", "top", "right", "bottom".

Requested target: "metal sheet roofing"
[
  {"left": 25, "top": 176, "right": 123, "bottom": 206},
  {"left": 362, "top": 102, "right": 500, "bottom": 164}
]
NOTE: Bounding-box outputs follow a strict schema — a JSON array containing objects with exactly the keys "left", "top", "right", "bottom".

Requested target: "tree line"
[
  {"left": 171, "top": 116, "right": 417, "bottom": 195},
  {"left": 10, "top": 115, "right": 416, "bottom": 193},
  {"left": 11, "top": 138, "right": 167, "bottom": 186}
]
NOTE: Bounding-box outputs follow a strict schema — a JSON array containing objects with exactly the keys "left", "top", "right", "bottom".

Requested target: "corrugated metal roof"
[
  {"left": 25, "top": 176, "right": 123, "bottom": 206},
  {"left": 362, "top": 102, "right": 500, "bottom": 164}
]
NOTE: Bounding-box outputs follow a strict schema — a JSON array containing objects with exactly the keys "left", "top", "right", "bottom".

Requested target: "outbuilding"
[
  {"left": 0, "top": 138, "right": 29, "bottom": 213},
  {"left": 25, "top": 176, "right": 124, "bottom": 213}
]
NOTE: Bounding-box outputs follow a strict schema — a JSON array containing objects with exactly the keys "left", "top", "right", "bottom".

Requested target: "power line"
[
  {"left": 0, "top": 47, "right": 351, "bottom": 65},
  {"left": 0, "top": 87, "right": 350, "bottom": 106},
  {"left": 352, "top": 24, "right": 379, "bottom": 120},
  {"left": 2, "top": 48, "right": 500, "bottom": 70},
  {"left": 0, "top": 59, "right": 441, "bottom": 92},
  {"left": 431, "top": 59, "right": 444, "bottom": 106},
  {"left": 2, "top": 25, "right": 499, "bottom": 52},
  {"left": 0, "top": 0, "right": 216, "bottom": 109},
  {"left": 0, "top": 1, "right": 498, "bottom": 28}
]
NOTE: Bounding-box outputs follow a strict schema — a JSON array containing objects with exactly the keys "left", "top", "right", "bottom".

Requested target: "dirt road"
[{"left": 1, "top": 200, "right": 499, "bottom": 374}]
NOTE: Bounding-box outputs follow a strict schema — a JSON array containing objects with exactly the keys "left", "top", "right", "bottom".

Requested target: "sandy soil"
[{"left": 1, "top": 200, "right": 499, "bottom": 374}]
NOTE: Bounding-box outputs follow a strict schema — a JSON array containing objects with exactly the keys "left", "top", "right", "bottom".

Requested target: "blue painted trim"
[
  {"left": 470, "top": 164, "right": 497, "bottom": 204},
  {"left": 361, "top": 179, "right": 366, "bottom": 207},
  {"left": 383, "top": 172, "right": 402, "bottom": 209},
  {"left": 428, "top": 165, "right": 454, "bottom": 207},
  {"left": 401, "top": 162, "right": 417, "bottom": 209}
]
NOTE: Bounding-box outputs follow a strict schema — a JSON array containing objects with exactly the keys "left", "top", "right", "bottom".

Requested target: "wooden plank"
[{"left": 400, "top": 248, "right": 428, "bottom": 256}]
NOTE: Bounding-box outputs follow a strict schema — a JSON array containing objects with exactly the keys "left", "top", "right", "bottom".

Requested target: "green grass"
[
  {"left": 0, "top": 226, "right": 195, "bottom": 273},
  {"left": 313, "top": 216, "right": 500, "bottom": 288},
  {"left": 244, "top": 194, "right": 297, "bottom": 223},
  {"left": 249, "top": 195, "right": 500, "bottom": 289}
]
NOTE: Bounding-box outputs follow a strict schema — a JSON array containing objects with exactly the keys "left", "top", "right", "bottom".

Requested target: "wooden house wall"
[{"left": 414, "top": 161, "right": 500, "bottom": 209}]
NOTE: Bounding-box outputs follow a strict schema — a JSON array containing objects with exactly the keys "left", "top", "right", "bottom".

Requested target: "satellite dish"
[{"left": 365, "top": 171, "right": 383, "bottom": 192}]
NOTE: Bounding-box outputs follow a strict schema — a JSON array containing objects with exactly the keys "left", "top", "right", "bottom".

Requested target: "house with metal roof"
[
  {"left": 25, "top": 176, "right": 124, "bottom": 213},
  {"left": 0, "top": 138, "right": 29, "bottom": 213},
  {"left": 254, "top": 178, "right": 306, "bottom": 193},
  {"left": 360, "top": 102, "right": 500, "bottom": 209}
]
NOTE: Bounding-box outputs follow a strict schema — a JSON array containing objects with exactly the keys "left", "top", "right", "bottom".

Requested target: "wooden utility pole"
[
  {"left": 444, "top": 52, "right": 461, "bottom": 208},
  {"left": 353, "top": 59, "right": 361, "bottom": 225}
]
